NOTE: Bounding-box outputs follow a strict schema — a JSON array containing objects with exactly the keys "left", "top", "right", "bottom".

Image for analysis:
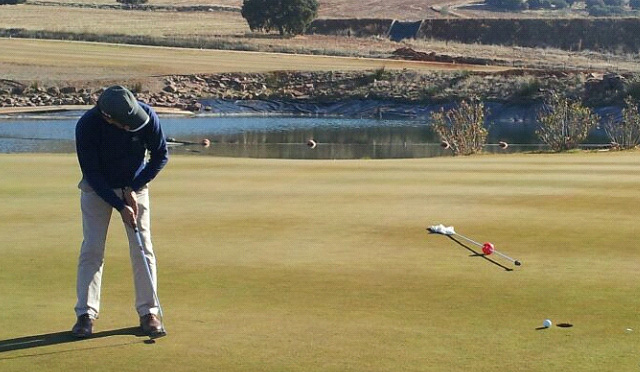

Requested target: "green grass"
[{"left": 1, "top": 152, "right": 639, "bottom": 371}]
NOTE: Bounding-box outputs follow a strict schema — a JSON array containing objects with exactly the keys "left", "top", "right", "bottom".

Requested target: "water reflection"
[{"left": 0, "top": 113, "right": 578, "bottom": 159}]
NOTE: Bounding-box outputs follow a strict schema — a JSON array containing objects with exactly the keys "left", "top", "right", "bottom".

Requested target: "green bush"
[
  {"left": 116, "top": 0, "right": 148, "bottom": 4},
  {"left": 551, "top": 0, "right": 570, "bottom": 8},
  {"left": 536, "top": 94, "right": 599, "bottom": 151},
  {"left": 486, "top": 0, "right": 529, "bottom": 9},
  {"left": 625, "top": 80, "right": 640, "bottom": 99},
  {"left": 529, "top": 0, "right": 568, "bottom": 9},
  {"left": 514, "top": 78, "right": 543, "bottom": 100},
  {"left": 241, "top": 0, "right": 319, "bottom": 35},
  {"left": 430, "top": 99, "right": 488, "bottom": 156},
  {"left": 587, "top": 4, "right": 626, "bottom": 15},
  {"left": 604, "top": 97, "right": 640, "bottom": 149},
  {"left": 585, "top": 0, "right": 606, "bottom": 6},
  {"left": 604, "top": 0, "right": 626, "bottom": 6},
  {"left": 0, "top": 0, "right": 26, "bottom": 4}
]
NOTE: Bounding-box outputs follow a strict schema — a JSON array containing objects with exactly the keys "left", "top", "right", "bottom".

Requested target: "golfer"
[{"left": 72, "top": 85, "right": 169, "bottom": 338}]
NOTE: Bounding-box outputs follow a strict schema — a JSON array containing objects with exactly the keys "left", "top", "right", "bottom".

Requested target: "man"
[{"left": 72, "top": 85, "right": 169, "bottom": 338}]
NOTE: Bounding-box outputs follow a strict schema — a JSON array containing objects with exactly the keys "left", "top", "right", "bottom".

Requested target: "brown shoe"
[
  {"left": 71, "top": 314, "right": 93, "bottom": 338},
  {"left": 140, "top": 314, "right": 166, "bottom": 338}
]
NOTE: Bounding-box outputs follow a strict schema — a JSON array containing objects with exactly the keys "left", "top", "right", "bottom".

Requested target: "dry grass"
[
  {"left": 0, "top": 5, "right": 249, "bottom": 37},
  {"left": 404, "top": 38, "right": 640, "bottom": 72},
  {"left": 0, "top": 38, "right": 510, "bottom": 83},
  {"left": 33, "top": 0, "right": 452, "bottom": 18}
]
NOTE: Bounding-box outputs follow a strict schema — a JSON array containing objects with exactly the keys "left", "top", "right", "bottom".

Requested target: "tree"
[
  {"left": 430, "top": 99, "right": 488, "bottom": 156},
  {"left": 486, "top": 0, "right": 528, "bottom": 10},
  {"left": 585, "top": 0, "right": 605, "bottom": 6},
  {"left": 529, "top": 0, "right": 568, "bottom": 9},
  {"left": 604, "top": 97, "right": 640, "bottom": 149},
  {"left": 587, "top": 3, "right": 626, "bottom": 15},
  {"left": 603, "top": 0, "right": 625, "bottom": 6},
  {"left": 116, "top": 0, "right": 148, "bottom": 4},
  {"left": 536, "top": 94, "right": 599, "bottom": 152},
  {"left": 242, "top": 0, "right": 319, "bottom": 36},
  {"left": 550, "top": 0, "right": 569, "bottom": 8}
]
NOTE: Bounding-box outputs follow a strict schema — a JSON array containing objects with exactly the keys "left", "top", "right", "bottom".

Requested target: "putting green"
[{"left": 0, "top": 152, "right": 639, "bottom": 371}]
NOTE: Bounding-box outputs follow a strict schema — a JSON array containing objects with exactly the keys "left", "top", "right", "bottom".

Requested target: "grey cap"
[{"left": 97, "top": 85, "right": 149, "bottom": 132}]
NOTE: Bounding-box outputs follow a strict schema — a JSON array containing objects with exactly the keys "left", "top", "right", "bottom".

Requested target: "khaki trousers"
[{"left": 75, "top": 179, "right": 159, "bottom": 319}]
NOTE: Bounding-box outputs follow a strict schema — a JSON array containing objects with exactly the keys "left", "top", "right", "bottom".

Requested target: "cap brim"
[
  {"left": 118, "top": 104, "right": 150, "bottom": 132},
  {"left": 126, "top": 114, "right": 150, "bottom": 132}
]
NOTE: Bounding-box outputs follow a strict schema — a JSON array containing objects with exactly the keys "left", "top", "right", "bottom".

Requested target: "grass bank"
[
  {"left": 0, "top": 152, "right": 639, "bottom": 371},
  {"left": 0, "top": 38, "right": 508, "bottom": 83}
]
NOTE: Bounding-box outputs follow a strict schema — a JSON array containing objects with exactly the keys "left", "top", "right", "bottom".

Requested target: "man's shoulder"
[
  {"left": 77, "top": 106, "right": 101, "bottom": 128},
  {"left": 139, "top": 102, "right": 157, "bottom": 116},
  {"left": 138, "top": 102, "right": 162, "bottom": 130}
]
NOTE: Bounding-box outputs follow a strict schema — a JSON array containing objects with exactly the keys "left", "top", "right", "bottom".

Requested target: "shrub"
[
  {"left": 514, "top": 78, "right": 543, "bottom": 99},
  {"left": 536, "top": 94, "right": 599, "bottom": 151},
  {"left": 585, "top": 0, "right": 605, "bottom": 6},
  {"left": 241, "top": 0, "right": 319, "bottom": 36},
  {"left": 430, "top": 99, "right": 488, "bottom": 156},
  {"left": 604, "top": 97, "right": 640, "bottom": 149},
  {"left": 625, "top": 80, "right": 640, "bottom": 99},
  {"left": 550, "top": 0, "right": 569, "bottom": 8},
  {"left": 528, "top": 0, "right": 546, "bottom": 8},
  {"left": 530, "top": 0, "right": 569, "bottom": 8},
  {"left": 587, "top": 4, "right": 626, "bottom": 15},
  {"left": 486, "top": 0, "right": 529, "bottom": 9},
  {"left": 603, "top": 0, "right": 625, "bottom": 6},
  {"left": 0, "top": 0, "right": 26, "bottom": 4},
  {"left": 116, "top": 0, "right": 148, "bottom": 4}
]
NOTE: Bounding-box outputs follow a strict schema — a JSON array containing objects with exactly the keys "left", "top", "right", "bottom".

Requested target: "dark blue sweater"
[{"left": 75, "top": 103, "right": 169, "bottom": 211}]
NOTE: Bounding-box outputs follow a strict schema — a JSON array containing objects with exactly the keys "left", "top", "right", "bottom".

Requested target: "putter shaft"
[
  {"left": 134, "top": 227, "right": 167, "bottom": 336},
  {"left": 453, "top": 232, "right": 521, "bottom": 266}
]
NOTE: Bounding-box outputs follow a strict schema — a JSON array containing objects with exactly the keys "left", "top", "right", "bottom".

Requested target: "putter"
[
  {"left": 428, "top": 224, "right": 521, "bottom": 266},
  {"left": 134, "top": 226, "right": 167, "bottom": 339}
]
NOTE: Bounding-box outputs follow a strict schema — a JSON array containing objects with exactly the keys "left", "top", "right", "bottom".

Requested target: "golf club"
[
  {"left": 133, "top": 226, "right": 167, "bottom": 339},
  {"left": 428, "top": 224, "right": 521, "bottom": 266}
]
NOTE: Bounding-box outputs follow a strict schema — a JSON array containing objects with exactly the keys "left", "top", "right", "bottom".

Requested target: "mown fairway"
[
  {"left": 0, "top": 38, "right": 509, "bottom": 82},
  {"left": 0, "top": 152, "right": 639, "bottom": 371}
]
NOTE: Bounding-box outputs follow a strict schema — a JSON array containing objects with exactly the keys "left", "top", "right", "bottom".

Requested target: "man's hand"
[
  {"left": 123, "top": 188, "right": 138, "bottom": 218},
  {"left": 120, "top": 205, "right": 137, "bottom": 228}
]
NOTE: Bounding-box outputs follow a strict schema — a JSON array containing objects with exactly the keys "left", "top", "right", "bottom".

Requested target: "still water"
[{"left": 0, "top": 111, "right": 550, "bottom": 159}]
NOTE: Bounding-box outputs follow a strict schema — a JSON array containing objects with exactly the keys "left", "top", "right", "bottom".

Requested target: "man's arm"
[
  {"left": 130, "top": 105, "right": 169, "bottom": 191},
  {"left": 75, "top": 113, "right": 127, "bottom": 211}
]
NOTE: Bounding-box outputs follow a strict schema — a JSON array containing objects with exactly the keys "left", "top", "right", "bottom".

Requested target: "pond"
[{"left": 0, "top": 106, "right": 609, "bottom": 159}]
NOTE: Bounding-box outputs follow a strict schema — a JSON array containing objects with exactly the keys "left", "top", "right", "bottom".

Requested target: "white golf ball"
[{"left": 543, "top": 319, "right": 552, "bottom": 328}]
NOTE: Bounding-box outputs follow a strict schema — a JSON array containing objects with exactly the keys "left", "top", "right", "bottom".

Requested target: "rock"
[
  {"left": 163, "top": 84, "right": 178, "bottom": 93},
  {"left": 187, "top": 102, "right": 202, "bottom": 111}
]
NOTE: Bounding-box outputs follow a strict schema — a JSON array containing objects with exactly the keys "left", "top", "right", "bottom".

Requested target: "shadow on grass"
[
  {"left": 0, "top": 327, "right": 147, "bottom": 359},
  {"left": 445, "top": 235, "right": 514, "bottom": 272}
]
